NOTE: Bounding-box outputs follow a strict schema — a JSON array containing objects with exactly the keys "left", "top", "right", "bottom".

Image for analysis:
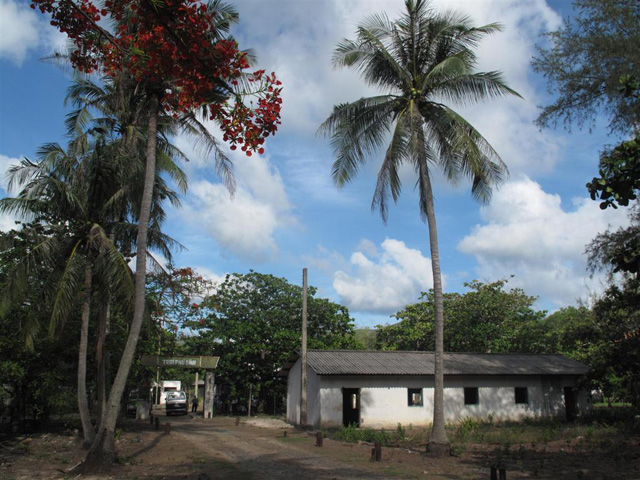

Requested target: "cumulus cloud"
[
  {"left": 0, "top": 212, "right": 21, "bottom": 232},
  {"left": 233, "top": 0, "right": 564, "bottom": 179},
  {"left": 458, "top": 177, "right": 630, "bottom": 307},
  {"left": 0, "top": 154, "right": 21, "bottom": 192},
  {"left": 180, "top": 155, "right": 295, "bottom": 262},
  {"left": 333, "top": 238, "right": 435, "bottom": 313},
  {"left": 0, "top": 0, "right": 66, "bottom": 66},
  {"left": 193, "top": 267, "right": 227, "bottom": 287}
]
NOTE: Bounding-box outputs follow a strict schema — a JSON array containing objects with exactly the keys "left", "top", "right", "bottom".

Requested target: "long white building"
[{"left": 281, "top": 350, "right": 590, "bottom": 428}]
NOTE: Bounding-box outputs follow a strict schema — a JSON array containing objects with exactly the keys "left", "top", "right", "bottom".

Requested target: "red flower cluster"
[
  {"left": 31, "top": 0, "right": 282, "bottom": 155},
  {"left": 218, "top": 70, "right": 282, "bottom": 154}
]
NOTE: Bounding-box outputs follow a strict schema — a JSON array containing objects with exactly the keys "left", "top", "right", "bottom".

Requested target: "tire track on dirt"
[{"left": 173, "top": 421, "right": 388, "bottom": 480}]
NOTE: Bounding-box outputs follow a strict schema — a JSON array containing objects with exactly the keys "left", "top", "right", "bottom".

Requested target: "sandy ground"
[{"left": 1, "top": 415, "right": 639, "bottom": 479}]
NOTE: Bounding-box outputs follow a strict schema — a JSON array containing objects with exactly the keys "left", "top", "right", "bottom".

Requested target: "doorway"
[
  {"left": 564, "top": 387, "right": 577, "bottom": 421},
  {"left": 342, "top": 388, "right": 360, "bottom": 427}
]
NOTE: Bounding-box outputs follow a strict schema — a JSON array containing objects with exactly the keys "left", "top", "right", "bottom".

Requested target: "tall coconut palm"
[
  {"left": 64, "top": 74, "right": 203, "bottom": 427},
  {"left": 0, "top": 136, "right": 135, "bottom": 445},
  {"left": 319, "top": 0, "right": 520, "bottom": 454},
  {"left": 0, "top": 97, "right": 186, "bottom": 444}
]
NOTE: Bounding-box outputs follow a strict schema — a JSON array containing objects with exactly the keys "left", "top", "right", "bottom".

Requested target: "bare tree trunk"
[
  {"left": 418, "top": 159, "right": 450, "bottom": 455},
  {"left": 79, "top": 261, "right": 96, "bottom": 446},
  {"left": 84, "top": 93, "right": 160, "bottom": 467}
]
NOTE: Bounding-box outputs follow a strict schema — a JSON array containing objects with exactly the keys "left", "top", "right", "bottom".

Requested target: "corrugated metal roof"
[{"left": 288, "top": 350, "right": 588, "bottom": 376}]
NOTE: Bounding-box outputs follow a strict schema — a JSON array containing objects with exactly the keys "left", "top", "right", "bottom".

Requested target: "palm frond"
[
  {"left": 318, "top": 96, "right": 397, "bottom": 187},
  {"left": 49, "top": 239, "right": 85, "bottom": 338},
  {"left": 372, "top": 112, "right": 410, "bottom": 222},
  {"left": 433, "top": 71, "right": 522, "bottom": 106}
]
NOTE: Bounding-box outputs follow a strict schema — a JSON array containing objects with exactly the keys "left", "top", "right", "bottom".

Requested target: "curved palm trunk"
[
  {"left": 78, "top": 261, "right": 96, "bottom": 446},
  {"left": 95, "top": 297, "right": 110, "bottom": 425},
  {"left": 84, "top": 93, "right": 160, "bottom": 466},
  {"left": 96, "top": 233, "right": 114, "bottom": 426},
  {"left": 418, "top": 160, "right": 450, "bottom": 455}
]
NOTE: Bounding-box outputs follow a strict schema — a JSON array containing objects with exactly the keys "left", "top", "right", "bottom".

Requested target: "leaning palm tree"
[
  {"left": 319, "top": 0, "right": 520, "bottom": 454},
  {"left": 0, "top": 136, "right": 135, "bottom": 445},
  {"left": 0, "top": 115, "right": 184, "bottom": 444}
]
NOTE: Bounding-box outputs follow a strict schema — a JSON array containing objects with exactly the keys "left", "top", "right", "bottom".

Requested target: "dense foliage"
[
  {"left": 31, "top": 0, "right": 282, "bottom": 152},
  {"left": 587, "top": 135, "right": 640, "bottom": 210},
  {"left": 376, "top": 279, "right": 545, "bottom": 353},
  {"left": 184, "top": 271, "right": 358, "bottom": 414},
  {"left": 533, "top": 0, "right": 639, "bottom": 133}
]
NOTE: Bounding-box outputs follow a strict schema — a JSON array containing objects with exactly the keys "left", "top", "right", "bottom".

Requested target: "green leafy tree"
[
  {"left": 586, "top": 207, "right": 640, "bottom": 277},
  {"left": 533, "top": 0, "right": 640, "bottom": 133},
  {"left": 377, "top": 279, "right": 545, "bottom": 353},
  {"left": 319, "top": 0, "right": 519, "bottom": 453},
  {"left": 0, "top": 138, "right": 136, "bottom": 444},
  {"left": 587, "top": 135, "right": 640, "bottom": 210},
  {"left": 0, "top": 225, "right": 78, "bottom": 430},
  {"left": 536, "top": 306, "right": 600, "bottom": 360},
  {"left": 185, "top": 272, "right": 358, "bottom": 414},
  {"left": 31, "top": 0, "right": 282, "bottom": 462},
  {"left": 590, "top": 280, "right": 640, "bottom": 406}
]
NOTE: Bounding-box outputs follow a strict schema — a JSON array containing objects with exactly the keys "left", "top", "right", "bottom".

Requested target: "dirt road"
[
  {"left": 7, "top": 415, "right": 637, "bottom": 479},
  {"left": 159, "top": 416, "right": 389, "bottom": 479}
]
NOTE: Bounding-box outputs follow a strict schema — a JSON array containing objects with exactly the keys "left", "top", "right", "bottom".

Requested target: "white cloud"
[
  {"left": 458, "top": 177, "right": 630, "bottom": 307},
  {"left": 0, "top": 0, "right": 66, "bottom": 66},
  {"left": 0, "top": 0, "right": 40, "bottom": 65},
  {"left": 180, "top": 155, "right": 296, "bottom": 262},
  {"left": 233, "top": 0, "right": 565, "bottom": 180},
  {"left": 302, "top": 245, "right": 347, "bottom": 277},
  {"left": 193, "top": 267, "right": 227, "bottom": 287},
  {"left": 333, "top": 238, "right": 435, "bottom": 313},
  {"left": 0, "top": 154, "right": 21, "bottom": 192},
  {"left": 0, "top": 212, "right": 20, "bottom": 232}
]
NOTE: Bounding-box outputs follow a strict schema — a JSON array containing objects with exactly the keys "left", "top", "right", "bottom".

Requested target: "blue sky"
[{"left": 0, "top": 0, "right": 632, "bottom": 328}]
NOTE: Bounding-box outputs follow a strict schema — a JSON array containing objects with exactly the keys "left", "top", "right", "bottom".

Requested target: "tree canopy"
[
  {"left": 376, "top": 279, "right": 545, "bottom": 353},
  {"left": 185, "top": 271, "right": 358, "bottom": 413},
  {"left": 533, "top": 0, "right": 640, "bottom": 134},
  {"left": 587, "top": 134, "right": 640, "bottom": 209}
]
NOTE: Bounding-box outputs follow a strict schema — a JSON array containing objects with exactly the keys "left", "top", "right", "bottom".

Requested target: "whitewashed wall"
[
  {"left": 285, "top": 360, "right": 300, "bottom": 424},
  {"left": 286, "top": 360, "right": 322, "bottom": 425},
  {"left": 286, "top": 359, "right": 590, "bottom": 428}
]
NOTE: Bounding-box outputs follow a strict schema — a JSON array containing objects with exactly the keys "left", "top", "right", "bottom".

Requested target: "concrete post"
[
  {"left": 204, "top": 370, "right": 214, "bottom": 419},
  {"left": 300, "top": 268, "right": 308, "bottom": 425}
]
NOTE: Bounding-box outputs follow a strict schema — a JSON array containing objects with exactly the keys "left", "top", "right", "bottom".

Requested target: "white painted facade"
[{"left": 286, "top": 358, "right": 590, "bottom": 428}]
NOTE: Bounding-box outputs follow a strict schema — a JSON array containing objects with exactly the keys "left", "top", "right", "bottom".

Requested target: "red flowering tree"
[{"left": 30, "top": 0, "right": 282, "bottom": 466}]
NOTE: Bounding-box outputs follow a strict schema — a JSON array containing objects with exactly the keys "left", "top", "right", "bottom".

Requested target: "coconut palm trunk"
[
  {"left": 95, "top": 297, "right": 110, "bottom": 424},
  {"left": 78, "top": 260, "right": 96, "bottom": 446},
  {"left": 87, "top": 92, "right": 160, "bottom": 463},
  {"left": 320, "top": 0, "right": 520, "bottom": 457},
  {"left": 418, "top": 157, "right": 448, "bottom": 450}
]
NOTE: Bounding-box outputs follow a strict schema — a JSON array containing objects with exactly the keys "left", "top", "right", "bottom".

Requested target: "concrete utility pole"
[
  {"left": 204, "top": 371, "right": 214, "bottom": 418},
  {"left": 194, "top": 370, "right": 199, "bottom": 406},
  {"left": 300, "top": 268, "right": 308, "bottom": 425}
]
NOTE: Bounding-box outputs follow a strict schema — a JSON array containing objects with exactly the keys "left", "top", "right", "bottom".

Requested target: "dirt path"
[
  {"left": 165, "top": 417, "right": 389, "bottom": 479},
  {"left": 2, "top": 416, "right": 473, "bottom": 479},
  {"left": 4, "top": 415, "right": 639, "bottom": 479}
]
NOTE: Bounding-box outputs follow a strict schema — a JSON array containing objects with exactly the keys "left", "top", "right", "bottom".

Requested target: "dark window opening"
[
  {"left": 515, "top": 387, "right": 528, "bottom": 404},
  {"left": 408, "top": 388, "right": 423, "bottom": 406},
  {"left": 464, "top": 387, "right": 479, "bottom": 405}
]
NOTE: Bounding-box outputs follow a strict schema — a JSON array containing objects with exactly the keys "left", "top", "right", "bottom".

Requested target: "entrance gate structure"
[{"left": 141, "top": 355, "right": 220, "bottom": 417}]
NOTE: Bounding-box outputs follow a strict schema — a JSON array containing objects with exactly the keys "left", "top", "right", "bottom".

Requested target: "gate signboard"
[{"left": 140, "top": 355, "right": 219, "bottom": 369}]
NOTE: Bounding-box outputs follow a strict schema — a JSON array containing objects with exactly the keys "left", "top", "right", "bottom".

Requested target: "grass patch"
[{"left": 328, "top": 423, "right": 426, "bottom": 448}]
